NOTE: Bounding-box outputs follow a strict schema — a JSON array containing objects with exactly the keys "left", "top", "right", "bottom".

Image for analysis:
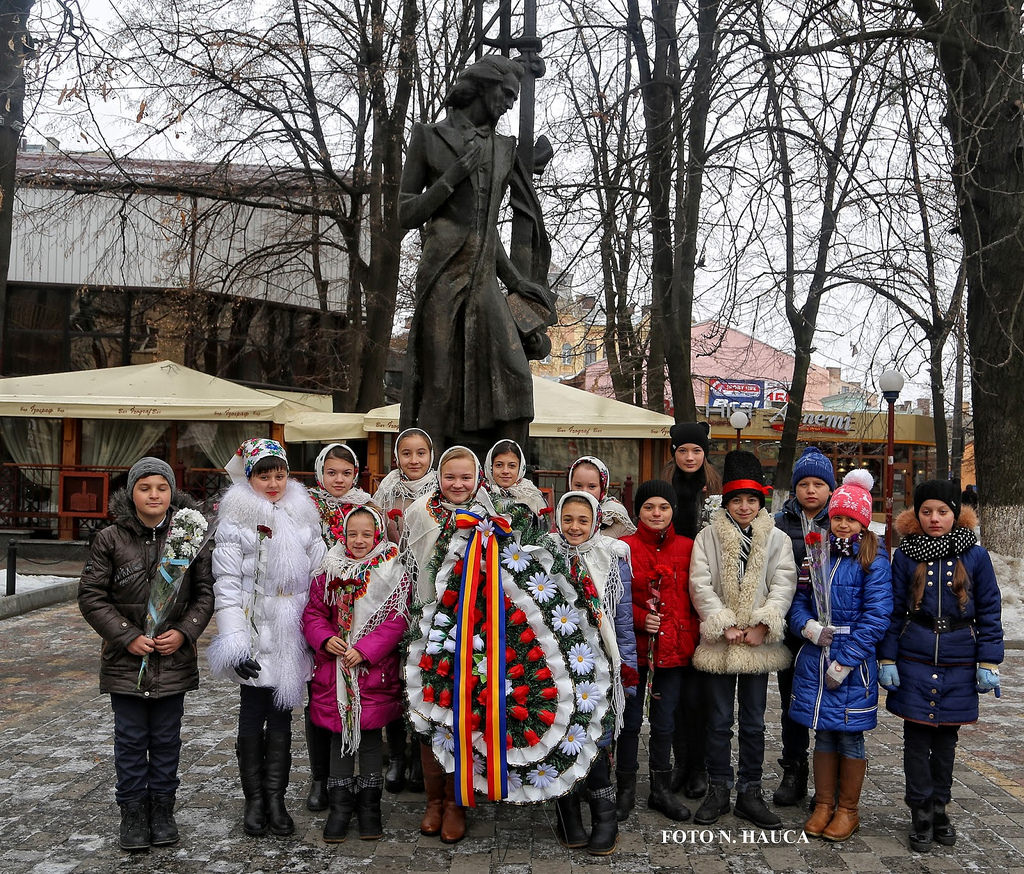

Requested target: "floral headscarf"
[
  {"left": 395, "top": 428, "right": 435, "bottom": 482},
  {"left": 568, "top": 456, "right": 610, "bottom": 501},
  {"left": 556, "top": 490, "right": 602, "bottom": 554},
  {"left": 225, "top": 437, "right": 288, "bottom": 485}
]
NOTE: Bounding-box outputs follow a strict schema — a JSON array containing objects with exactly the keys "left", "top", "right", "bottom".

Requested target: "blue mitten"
[
  {"left": 976, "top": 666, "right": 1000, "bottom": 695},
  {"left": 878, "top": 662, "right": 900, "bottom": 691}
]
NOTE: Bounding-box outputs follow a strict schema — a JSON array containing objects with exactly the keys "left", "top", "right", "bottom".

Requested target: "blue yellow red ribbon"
[{"left": 451, "top": 511, "right": 513, "bottom": 806}]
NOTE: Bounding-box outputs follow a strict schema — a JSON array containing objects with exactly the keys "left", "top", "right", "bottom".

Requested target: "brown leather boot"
[
  {"left": 804, "top": 750, "right": 839, "bottom": 837},
  {"left": 440, "top": 773, "right": 467, "bottom": 844},
  {"left": 419, "top": 744, "right": 445, "bottom": 837},
  {"left": 823, "top": 757, "right": 866, "bottom": 842}
]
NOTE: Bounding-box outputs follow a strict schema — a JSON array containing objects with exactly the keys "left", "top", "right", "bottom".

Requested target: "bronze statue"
[{"left": 399, "top": 55, "right": 555, "bottom": 457}]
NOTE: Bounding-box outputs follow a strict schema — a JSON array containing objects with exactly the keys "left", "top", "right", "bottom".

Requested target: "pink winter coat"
[{"left": 302, "top": 572, "right": 409, "bottom": 733}]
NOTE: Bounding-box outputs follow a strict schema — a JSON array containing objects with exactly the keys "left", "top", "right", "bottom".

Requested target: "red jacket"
[{"left": 623, "top": 522, "right": 698, "bottom": 668}]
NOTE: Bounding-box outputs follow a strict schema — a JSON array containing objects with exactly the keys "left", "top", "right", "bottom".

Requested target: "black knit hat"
[
  {"left": 633, "top": 479, "right": 677, "bottom": 517},
  {"left": 914, "top": 479, "right": 961, "bottom": 520},
  {"left": 670, "top": 421, "right": 710, "bottom": 454},
  {"left": 722, "top": 450, "right": 768, "bottom": 508}
]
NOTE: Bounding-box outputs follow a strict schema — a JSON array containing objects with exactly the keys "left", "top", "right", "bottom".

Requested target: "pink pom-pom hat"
[{"left": 828, "top": 469, "right": 874, "bottom": 528}]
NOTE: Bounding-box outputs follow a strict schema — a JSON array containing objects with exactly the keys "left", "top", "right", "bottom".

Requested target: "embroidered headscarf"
[
  {"left": 225, "top": 438, "right": 288, "bottom": 485},
  {"left": 568, "top": 455, "right": 635, "bottom": 536},
  {"left": 484, "top": 439, "right": 547, "bottom": 513},
  {"left": 312, "top": 442, "right": 372, "bottom": 507},
  {"left": 372, "top": 428, "right": 439, "bottom": 512}
]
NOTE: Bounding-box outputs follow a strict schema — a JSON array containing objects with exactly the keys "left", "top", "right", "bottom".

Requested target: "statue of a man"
[{"left": 399, "top": 55, "right": 554, "bottom": 457}]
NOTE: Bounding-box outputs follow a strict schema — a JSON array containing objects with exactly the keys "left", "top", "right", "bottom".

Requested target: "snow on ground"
[
  {"left": 6, "top": 574, "right": 77, "bottom": 594},
  {"left": 990, "top": 552, "right": 1024, "bottom": 641}
]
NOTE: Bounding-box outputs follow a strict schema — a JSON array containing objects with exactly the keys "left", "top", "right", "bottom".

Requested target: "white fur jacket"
[
  {"left": 688, "top": 508, "right": 797, "bottom": 674},
  {"left": 208, "top": 479, "right": 327, "bottom": 709}
]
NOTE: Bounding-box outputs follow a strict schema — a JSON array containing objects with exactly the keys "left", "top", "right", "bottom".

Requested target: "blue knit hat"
[{"left": 791, "top": 446, "right": 836, "bottom": 491}]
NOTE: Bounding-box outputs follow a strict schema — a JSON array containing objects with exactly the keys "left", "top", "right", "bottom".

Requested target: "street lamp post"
[
  {"left": 879, "top": 370, "right": 905, "bottom": 553},
  {"left": 729, "top": 410, "right": 750, "bottom": 452}
]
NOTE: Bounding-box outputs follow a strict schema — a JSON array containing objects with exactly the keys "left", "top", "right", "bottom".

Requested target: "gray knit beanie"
[{"left": 127, "top": 457, "right": 176, "bottom": 495}]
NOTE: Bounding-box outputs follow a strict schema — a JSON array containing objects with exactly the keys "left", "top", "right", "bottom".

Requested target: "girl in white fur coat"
[{"left": 208, "top": 438, "right": 327, "bottom": 839}]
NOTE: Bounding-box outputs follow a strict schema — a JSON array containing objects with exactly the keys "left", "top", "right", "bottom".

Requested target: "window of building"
[
  {"left": 561, "top": 343, "right": 572, "bottom": 366},
  {"left": 584, "top": 343, "right": 597, "bottom": 366}
]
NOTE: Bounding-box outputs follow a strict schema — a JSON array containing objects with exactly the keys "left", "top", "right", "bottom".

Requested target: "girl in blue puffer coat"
[
  {"left": 878, "top": 480, "right": 1003, "bottom": 854},
  {"left": 787, "top": 470, "right": 892, "bottom": 843}
]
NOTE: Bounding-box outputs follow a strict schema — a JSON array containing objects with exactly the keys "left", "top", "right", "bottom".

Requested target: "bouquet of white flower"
[{"left": 136, "top": 507, "right": 211, "bottom": 688}]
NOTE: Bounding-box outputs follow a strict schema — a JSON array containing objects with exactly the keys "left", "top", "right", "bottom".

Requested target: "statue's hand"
[
  {"left": 512, "top": 279, "right": 551, "bottom": 311},
  {"left": 444, "top": 143, "right": 482, "bottom": 187}
]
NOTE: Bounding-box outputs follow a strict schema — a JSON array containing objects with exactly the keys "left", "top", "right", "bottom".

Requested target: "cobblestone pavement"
[{"left": 1, "top": 601, "right": 1022, "bottom": 874}]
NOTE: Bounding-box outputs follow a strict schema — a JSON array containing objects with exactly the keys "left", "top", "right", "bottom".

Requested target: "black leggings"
[
  {"left": 238, "top": 686, "right": 292, "bottom": 737},
  {"left": 330, "top": 728, "right": 384, "bottom": 779}
]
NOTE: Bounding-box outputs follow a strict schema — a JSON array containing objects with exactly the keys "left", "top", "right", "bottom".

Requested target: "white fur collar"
[
  {"left": 217, "top": 478, "right": 320, "bottom": 531},
  {"left": 709, "top": 507, "right": 774, "bottom": 624}
]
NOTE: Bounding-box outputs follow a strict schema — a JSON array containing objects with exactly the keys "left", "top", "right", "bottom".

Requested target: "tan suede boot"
[
  {"left": 419, "top": 744, "right": 445, "bottom": 837},
  {"left": 823, "top": 757, "right": 866, "bottom": 842},
  {"left": 804, "top": 751, "right": 839, "bottom": 837}
]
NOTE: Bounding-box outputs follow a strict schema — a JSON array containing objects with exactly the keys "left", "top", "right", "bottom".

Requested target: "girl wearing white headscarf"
[
  {"left": 551, "top": 490, "right": 638, "bottom": 853},
  {"left": 483, "top": 439, "right": 548, "bottom": 523},
  {"left": 302, "top": 504, "right": 411, "bottom": 842},
  {"left": 372, "top": 428, "right": 439, "bottom": 549},
  {"left": 309, "top": 443, "right": 372, "bottom": 548},
  {"left": 567, "top": 456, "right": 636, "bottom": 539}
]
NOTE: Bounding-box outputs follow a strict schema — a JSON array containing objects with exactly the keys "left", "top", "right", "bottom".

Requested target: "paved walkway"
[{"left": 1, "top": 601, "right": 1022, "bottom": 873}]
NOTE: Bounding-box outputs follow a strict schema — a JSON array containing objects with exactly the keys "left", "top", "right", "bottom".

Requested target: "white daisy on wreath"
[
  {"left": 501, "top": 542, "right": 531, "bottom": 572},
  {"left": 567, "top": 642, "right": 596, "bottom": 675},
  {"left": 506, "top": 769, "right": 523, "bottom": 792},
  {"left": 527, "top": 762, "right": 558, "bottom": 789},
  {"left": 574, "top": 681, "right": 601, "bottom": 713},
  {"left": 558, "top": 724, "right": 587, "bottom": 756},
  {"left": 475, "top": 518, "right": 495, "bottom": 537},
  {"left": 434, "top": 726, "right": 456, "bottom": 754},
  {"left": 527, "top": 571, "right": 556, "bottom": 604},
  {"left": 551, "top": 604, "right": 580, "bottom": 636}
]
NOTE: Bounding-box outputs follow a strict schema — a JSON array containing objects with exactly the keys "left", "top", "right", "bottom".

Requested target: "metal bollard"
[{"left": 6, "top": 541, "right": 15, "bottom": 596}]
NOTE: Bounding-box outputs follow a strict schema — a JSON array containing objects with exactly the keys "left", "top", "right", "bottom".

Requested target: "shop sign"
[
  {"left": 708, "top": 378, "right": 765, "bottom": 409},
  {"left": 769, "top": 409, "right": 854, "bottom": 435}
]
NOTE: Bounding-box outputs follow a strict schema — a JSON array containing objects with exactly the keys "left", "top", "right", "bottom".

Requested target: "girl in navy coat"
[
  {"left": 787, "top": 471, "right": 892, "bottom": 842},
  {"left": 878, "top": 480, "right": 1003, "bottom": 853}
]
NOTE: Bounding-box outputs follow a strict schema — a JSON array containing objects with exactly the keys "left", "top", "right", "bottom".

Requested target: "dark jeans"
[
  {"left": 238, "top": 685, "right": 292, "bottom": 737},
  {"left": 904, "top": 721, "right": 960, "bottom": 806},
  {"left": 618, "top": 665, "right": 686, "bottom": 773},
  {"left": 110, "top": 692, "right": 185, "bottom": 805},
  {"left": 705, "top": 672, "right": 769, "bottom": 791},
  {"left": 331, "top": 728, "right": 384, "bottom": 780},
  {"left": 672, "top": 665, "right": 708, "bottom": 774},
  {"left": 776, "top": 634, "right": 810, "bottom": 762}
]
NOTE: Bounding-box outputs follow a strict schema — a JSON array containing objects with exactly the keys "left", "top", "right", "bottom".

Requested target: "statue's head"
[{"left": 446, "top": 55, "right": 523, "bottom": 123}]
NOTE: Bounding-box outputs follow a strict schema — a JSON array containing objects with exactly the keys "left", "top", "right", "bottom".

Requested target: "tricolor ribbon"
[{"left": 451, "top": 510, "right": 513, "bottom": 806}]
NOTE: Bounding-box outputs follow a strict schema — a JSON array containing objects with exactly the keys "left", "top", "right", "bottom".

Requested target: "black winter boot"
[
  {"left": 554, "top": 790, "right": 588, "bottom": 848},
  {"left": 683, "top": 769, "right": 708, "bottom": 800},
  {"left": 119, "top": 799, "right": 150, "bottom": 851},
  {"left": 356, "top": 786, "right": 384, "bottom": 840},
  {"left": 323, "top": 785, "right": 356, "bottom": 843},
  {"left": 148, "top": 793, "right": 179, "bottom": 847},
  {"left": 772, "top": 757, "right": 809, "bottom": 807},
  {"left": 615, "top": 770, "right": 636, "bottom": 822},
  {"left": 235, "top": 734, "right": 267, "bottom": 837},
  {"left": 648, "top": 770, "right": 691, "bottom": 822},
  {"left": 909, "top": 799, "right": 934, "bottom": 853},
  {"left": 587, "top": 794, "right": 619, "bottom": 856},
  {"left": 734, "top": 785, "right": 782, "bottom": 829},
  {"left": 263, "top": 730, "right": 295, "bottom": 836},
  {"left": 303, "top": 706, "right": 330, "bottom": 811},
  {"left": 932, "top": 800, "right": 956, "bottom": 846},
  {"left": 693, "top": 782, "right": 731, "bottom": 826}
]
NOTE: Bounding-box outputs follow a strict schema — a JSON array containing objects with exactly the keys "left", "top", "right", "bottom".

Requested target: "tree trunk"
[
  {"left": 0, "top": 0, "right": 32, "bottom": 374},
  {"left": 913, "top": 0, "right": 1024, "bottom": 555}
]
